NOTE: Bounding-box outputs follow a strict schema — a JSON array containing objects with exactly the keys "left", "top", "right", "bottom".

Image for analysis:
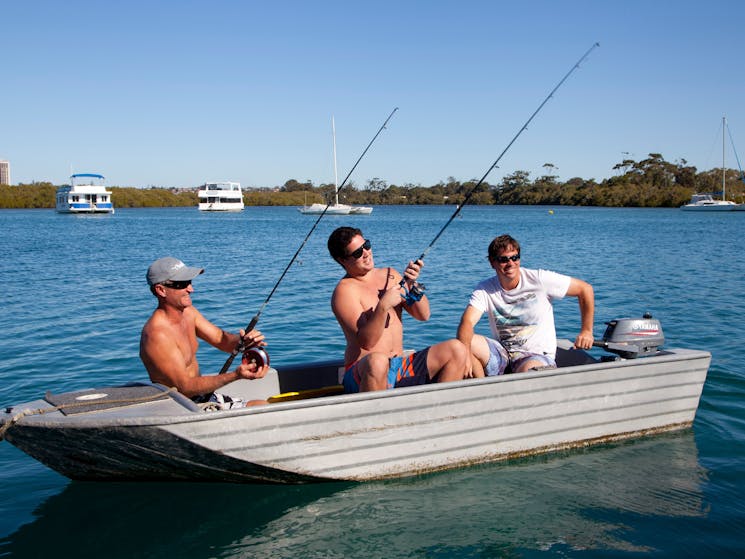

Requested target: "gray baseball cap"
[{"left": 146, "top": 257, "right": 204, "bottom": 286}]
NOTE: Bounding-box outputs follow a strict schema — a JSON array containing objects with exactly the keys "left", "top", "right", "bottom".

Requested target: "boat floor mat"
[{"left": 44, "top": 385, "right": 180, "bottom": 416}]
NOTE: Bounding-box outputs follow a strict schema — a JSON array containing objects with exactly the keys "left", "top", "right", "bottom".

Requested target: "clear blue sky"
[{"left": 3, "top": 0, "right": 744, "bottom": 189}]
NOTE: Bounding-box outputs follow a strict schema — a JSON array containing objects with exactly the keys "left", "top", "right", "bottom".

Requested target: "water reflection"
[
  {"left": 1, "top": 431, "right": 706, "bottom": 558},
  {"left": 227, "top": 432, "right": 707, "bottom": 557},
  {"left": 0, "top": 480, "right": 349, "bottom": 559}
]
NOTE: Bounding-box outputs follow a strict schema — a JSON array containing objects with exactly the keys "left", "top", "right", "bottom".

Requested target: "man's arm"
[
  {"left": 401, "top": 259, "right": 430, "bottom": 321},
  {"left": 193, "top": 308, "right": 266, "bottom": 354},
  {"left": 332, "top": 281, "right": 395, "bottom": 350},
  {"left": 457, "top": 305, "right": 484, "bottom": 377},
  {"left": 140, "top": 327, "right": 244, "bottom": 397},
  {"left": 565, "top": 277, "right": 594, "bottom": 349}
]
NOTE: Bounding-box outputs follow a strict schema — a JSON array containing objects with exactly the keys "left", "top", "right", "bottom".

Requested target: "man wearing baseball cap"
[{"left": 140, "top": 256, "right": 268, "bottom": 408}]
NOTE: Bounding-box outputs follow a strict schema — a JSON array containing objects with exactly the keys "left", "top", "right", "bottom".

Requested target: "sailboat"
[
  {"left": 681, "top": 116, "right": 738, "bottom": 211},
  {"left": 299, "top": 117, "right": 373, "bottom": 215}
]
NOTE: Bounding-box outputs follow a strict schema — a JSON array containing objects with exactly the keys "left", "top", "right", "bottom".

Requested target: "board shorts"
[
  {"left": 484, "top": 337, "right": 556, "bottom": 376},
  {"left": 343, "top": 348, "right": 431, "bottom": 393}
]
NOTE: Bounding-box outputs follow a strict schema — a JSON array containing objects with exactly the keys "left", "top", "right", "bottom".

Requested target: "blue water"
[{"left": 0, "top": 206, "right": 743, "bottom": 557}]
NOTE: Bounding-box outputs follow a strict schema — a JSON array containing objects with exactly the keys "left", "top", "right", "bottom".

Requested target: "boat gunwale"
[{"left": 4, "top": 347, "right": 711, "bottom": 431}]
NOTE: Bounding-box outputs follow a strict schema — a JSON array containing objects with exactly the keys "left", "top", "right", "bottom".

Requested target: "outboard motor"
[{"left": 593, "top": 313, "right": 665, "bottom": 359}]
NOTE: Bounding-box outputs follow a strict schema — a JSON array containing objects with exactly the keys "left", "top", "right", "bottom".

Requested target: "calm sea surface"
[{"left": 1, "top": 205, "right": 744, "bottom": 557}]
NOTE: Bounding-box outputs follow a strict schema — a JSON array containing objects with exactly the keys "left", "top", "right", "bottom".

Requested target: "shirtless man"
[
  {"left": 139, "top": 256, "right": 268, "bottom": 406},
  {"left": 328, "top": 227, "right": 468, "bottom": 392}
]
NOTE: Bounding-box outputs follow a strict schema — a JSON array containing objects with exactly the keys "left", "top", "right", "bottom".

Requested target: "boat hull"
[
  {"left": 198, "top": 203, "right": 244, "bottom": 212},
  {"left": 298, "top": 203, "right": 373, "bottom": 215},
  {"left": 680, "top": 203, "right": 736, "bottom": 211},
  {"left": 55, "top": 203, "right": 115, "bottom": 214},
  {"left": 1, "top": 346, "right": 709, "bottom": 483},
  {"left": 298, "top": 203, "right": 351, "bottom": 215}
]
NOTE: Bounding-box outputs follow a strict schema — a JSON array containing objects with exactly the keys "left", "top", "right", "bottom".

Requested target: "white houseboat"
[
  {"left": 198, "top": 182, "right": 244, "bottom": 211},
  {"left": 55, "top": 174, "right": 115, "bottom": 214}
]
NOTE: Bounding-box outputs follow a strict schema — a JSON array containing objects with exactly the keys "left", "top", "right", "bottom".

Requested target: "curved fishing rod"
[
  {"left": 219, "top": 107, "right": 399, "bottom": 374},
  {"left": 413, "top": 42, "right": 600, "bottom": 264}
]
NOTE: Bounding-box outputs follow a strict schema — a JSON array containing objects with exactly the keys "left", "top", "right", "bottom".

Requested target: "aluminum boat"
[{"left": 0, "top": 317, "right": 709, "bottom": 483}]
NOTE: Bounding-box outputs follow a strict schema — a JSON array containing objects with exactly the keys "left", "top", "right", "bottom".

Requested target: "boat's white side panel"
[
  {"left": 680, "top": 204, "right": 736, "bottom": 211},
  {"left": 163, "top": 350, "right": 709, "bottom": 480}
]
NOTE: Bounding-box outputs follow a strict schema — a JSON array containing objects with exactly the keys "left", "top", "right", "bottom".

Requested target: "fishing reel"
[
  {"left": 242, "top": 347, "right": 270, "bottom": 369},
  {"left": 400, "top": 280, "right": 426, "bottom": 306}
]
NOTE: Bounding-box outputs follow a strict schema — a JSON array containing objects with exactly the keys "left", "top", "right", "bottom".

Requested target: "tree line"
[{"left": 2, "top": 154, "right": 744, "bottom": 209}]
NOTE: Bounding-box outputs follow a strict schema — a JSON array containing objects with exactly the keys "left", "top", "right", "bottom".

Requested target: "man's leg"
[
  {"left": 425, "top": 339, "right": 469, "bottom": 383},
  {"left": 468, "top": 334, "right": 494, "bottom": 377},
  {"left": 478, "top": 337, "right": 510, "bottom": 376},
  {"left": 357, "top": 352, "right": 392, "bottom": 391},
  {"left": 510, "top": 353, "right": 556, "bottom": 373}
]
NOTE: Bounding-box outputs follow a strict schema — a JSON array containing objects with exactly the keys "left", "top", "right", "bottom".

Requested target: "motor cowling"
[{"left": 594, "top": 313, "right": 664, "bottom": 358}]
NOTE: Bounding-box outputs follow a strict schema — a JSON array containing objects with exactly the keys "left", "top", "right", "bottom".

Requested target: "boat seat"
[
  {"left": 44, "top": 382, "right": 203, "bottom": 415},
  {"left": 222, "top": 368, "right": 281, "bottom": 401},
  {"left": 555, "top": 339, "right": 598, "bottom": 367}
]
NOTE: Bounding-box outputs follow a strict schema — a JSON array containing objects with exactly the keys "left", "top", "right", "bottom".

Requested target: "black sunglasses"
[
  {"left": 346, "top": 239, "right": 371, "bottom": 260},
  {"left": 492, "top": 254, "right": 520, "bottom": 264},
  {"left": 162, "top": 280, "right": 192, "bottom": 290}
]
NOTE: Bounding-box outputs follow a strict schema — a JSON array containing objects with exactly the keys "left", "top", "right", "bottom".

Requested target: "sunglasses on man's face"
[
  {"left": 162, "top": 280, "right": 192, "bottom": 290},
  {"left": 492, "top": 254, "right": 520, "bottom": 264},
  {"left": 346, "top": 239, "right": 371, "bottom": 260}
]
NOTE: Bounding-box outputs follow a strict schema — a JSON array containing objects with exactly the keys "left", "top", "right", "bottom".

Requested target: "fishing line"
[
  {"left": 412, "top": 42, "right": 600, "bottom": 264},
  {"left": 219, "top": 107, "right": 399, "bottom": 374},
  {"left": 726, "top": 121, "right": 745, "bottom": 183}
]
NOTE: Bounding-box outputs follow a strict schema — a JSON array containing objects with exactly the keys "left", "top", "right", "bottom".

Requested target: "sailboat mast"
[
  {"left": 723, "top": 115, "right": 726, "bottom": 201},
  {"left": 332, "top": 116, "right": 339, "bottom": 206}
]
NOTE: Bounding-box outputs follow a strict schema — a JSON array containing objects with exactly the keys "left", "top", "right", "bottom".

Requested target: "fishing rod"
[
  {"left": 411, "top": 42, "right": 600, "bottom": 268},
  {"left": 219, "top": 107, "right": 399, "bottom": 374}
]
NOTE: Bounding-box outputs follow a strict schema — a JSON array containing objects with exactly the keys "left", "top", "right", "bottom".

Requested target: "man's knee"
[
  {"left": 469, "top": 335, "right": 491, "bottom": 366},
  {"left": 449, "top": 338, "right": 470, "bottom": 366},
  {"left": 431, "top": 339, "right": 469, "bottom": 371},
  {"left": 513, "top": 359, "right": 543, "bottom": 373}
]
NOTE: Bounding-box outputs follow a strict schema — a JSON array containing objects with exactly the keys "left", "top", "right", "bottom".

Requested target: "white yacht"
[
  {"left": 680, "top": 193, "right": 737, "bottom": 211},
  {"left": 299, "top": 117, "right": 372, "bottom": 215},
  {"left": 198, "top": 182, "right": 244, "bottom": 211},
  {"left": 681, "top": 116, "right": 738, "bottom": 211},
  {"left": 56, "top": 174, "right": 115, "bottom": 214},
  {"left": 298, "top": 202, "right": 352, "bottom": 215}
]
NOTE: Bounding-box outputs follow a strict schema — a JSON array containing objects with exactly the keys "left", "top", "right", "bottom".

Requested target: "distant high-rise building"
[{"left": 0, "top": 160, "right": 9, "bottom": 185}]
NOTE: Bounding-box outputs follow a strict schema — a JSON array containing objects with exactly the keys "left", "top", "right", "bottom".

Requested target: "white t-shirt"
[{"left": 468, "top": 268, "right": 571, "bottom": 358}]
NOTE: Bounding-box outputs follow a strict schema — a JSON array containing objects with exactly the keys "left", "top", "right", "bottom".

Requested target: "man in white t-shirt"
[{"left": 457, "top": 234, "right": 594, "bottom": 376}]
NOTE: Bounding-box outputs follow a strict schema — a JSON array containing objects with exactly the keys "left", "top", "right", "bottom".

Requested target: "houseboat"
[
  {"left": 55, "top": 174, "right": 114, "bottom": 214},
  {"left": 198, "top": 182, "right": 244, "bottom": 211}
]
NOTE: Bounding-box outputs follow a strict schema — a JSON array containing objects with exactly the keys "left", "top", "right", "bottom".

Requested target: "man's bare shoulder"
[
  {"left": 331, "top": 276, "right": 361, "bottom": 308},
  {"left": 141, "top": 306, "right": 198, "bottom": 337},
  {"left": 140, "top": 310, "right": 173, "bottom": 348},
  {"left": 333, "top": 267, "right": 392, "bottom": 294},
  {"left": 141, "top": 308, "right": 165, "bottom": 334}
]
